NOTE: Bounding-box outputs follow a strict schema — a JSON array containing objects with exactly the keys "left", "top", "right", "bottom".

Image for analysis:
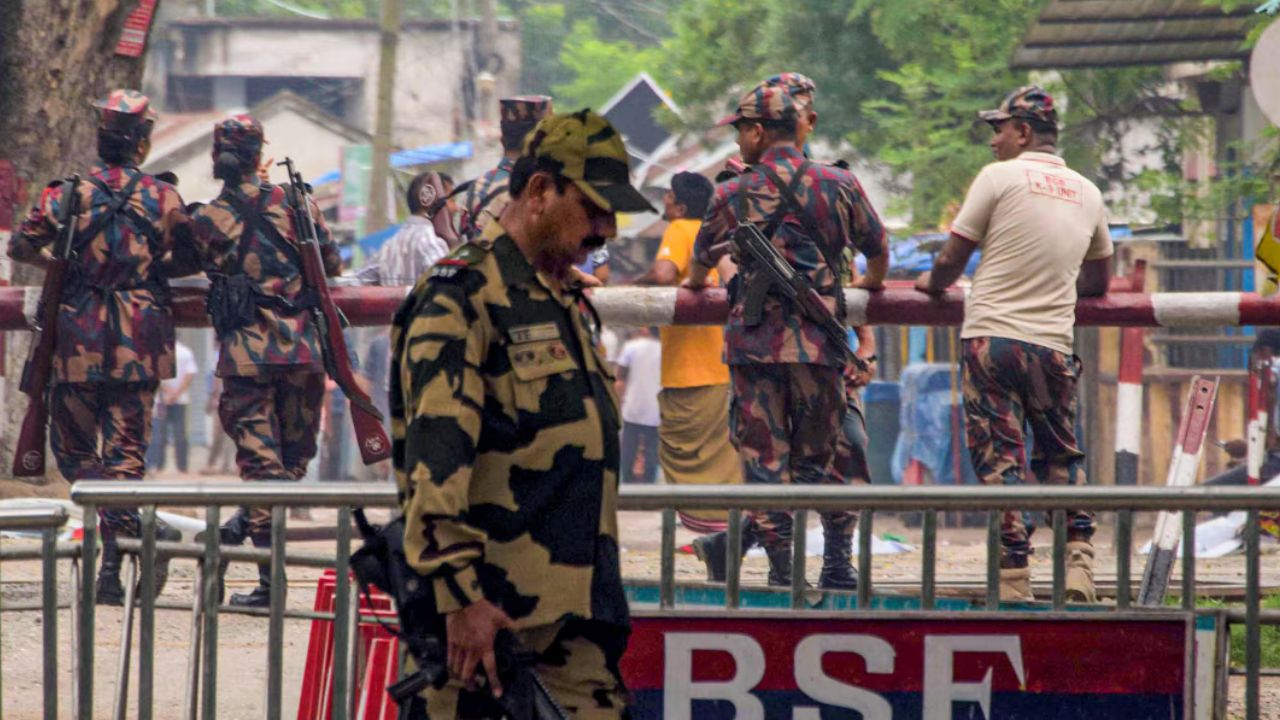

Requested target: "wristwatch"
[{"left": 858, "top": 354, "right": 878, "bottom": 364}]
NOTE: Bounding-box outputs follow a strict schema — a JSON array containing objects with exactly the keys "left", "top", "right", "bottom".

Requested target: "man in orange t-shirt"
[{"left": 636, "top": 172, "right": 741, "bottom": 521}]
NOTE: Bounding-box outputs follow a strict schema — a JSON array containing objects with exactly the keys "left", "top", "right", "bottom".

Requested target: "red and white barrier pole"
[
  {"left": 1114, "top": 260, "right": 1147, "bottom": 486},
  {"left": 4, "top": 284, "right": 1280, "bottom": 330},
  {"left": 1247, "top": 349, "right": 1273, "bottom": 486}
]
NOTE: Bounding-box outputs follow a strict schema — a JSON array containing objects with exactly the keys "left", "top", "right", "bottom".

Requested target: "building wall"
[{"left": 145, "top": 18, "right": 521, "bottom": 157}]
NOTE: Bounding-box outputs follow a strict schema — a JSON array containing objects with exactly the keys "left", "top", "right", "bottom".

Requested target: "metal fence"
[
  {"left": 0, "top": 507, "right": 68, "bottom": 719},
  {"left": 2, "top": 483, "right": 1276, "bottom": 719}
]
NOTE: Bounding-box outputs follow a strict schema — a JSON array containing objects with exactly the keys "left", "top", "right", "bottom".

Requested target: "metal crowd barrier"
[
  {"left": 0, "top": 507, "right": 68, "bottom": 719},
  {"left": 68, "top": 482, "right": 399, "bottom": 720},
  {"left": 621, "top": 484, "right": 1280, "bottom": 720},
  {"left": 46, "top": 482, "right": 1280, "bottom": 720}
]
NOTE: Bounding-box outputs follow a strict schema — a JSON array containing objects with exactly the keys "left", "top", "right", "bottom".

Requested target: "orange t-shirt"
[{"left": 655, "top": 219, "right": 731, "bottom": 388}]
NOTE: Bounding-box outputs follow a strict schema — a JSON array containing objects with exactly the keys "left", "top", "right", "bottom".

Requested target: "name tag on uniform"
[{"left": 507, "top": 322, "right": 560, "bottom": 344}]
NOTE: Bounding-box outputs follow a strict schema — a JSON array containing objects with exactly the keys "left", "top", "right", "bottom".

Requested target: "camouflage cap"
[
  {"left": 93, "top": 89, "right": 152, "bottom": 132},
  {"left": 500, "top": 95, "right": 554, "bottom": 125},
  {"left": 523, "top": 109, "right": 655, "bottom": 214},
  {"left": 716, "top": 81, "right": 799, "bottom": 127},
  {"left": 213, "top": 114, "right": 266, "bottom": 155},
  {"left": 978, "top": 85, "right": 1057, "bottom": 126},
  {"left": 765, "top": 72, "right": 816, "bottom": 111}
]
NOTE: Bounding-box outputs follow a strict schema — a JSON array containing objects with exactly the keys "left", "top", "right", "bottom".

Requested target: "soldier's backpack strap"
[
  {"left": 222, "top": 186, "right": 304, "bottom": 269},
  {"left": 755, "top": 161, "right": 847, "bottom": 322},
  {"left": 81, "top": 173, "right": 156, "bottom": 253}
]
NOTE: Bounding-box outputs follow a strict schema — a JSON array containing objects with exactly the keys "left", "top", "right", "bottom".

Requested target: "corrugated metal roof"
[{"left": 1012, "top": 0, "right": 1259, "bottom": 69}]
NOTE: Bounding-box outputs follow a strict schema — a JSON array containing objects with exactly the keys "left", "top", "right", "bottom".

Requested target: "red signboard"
[
  {"left": 114, "top": 0, "right": 158, "bottom": 58},
  {"left": 621, "top": 611, "right": 1191, "bottom": 719}
]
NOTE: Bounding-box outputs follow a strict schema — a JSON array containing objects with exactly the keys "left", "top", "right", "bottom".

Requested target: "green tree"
[{"left": 554, "top": 18, "right": 667, "bottom": 108}]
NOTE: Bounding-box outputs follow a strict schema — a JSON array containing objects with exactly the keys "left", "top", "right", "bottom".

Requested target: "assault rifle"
[
  {"left": 350, "top": 510, "right": 570, "bottom": 719},
  {"left": 734, "top": 221, "right": 867, "bottom": 373},
  {"left": 277, "top": 158, "right": 391, "bottom": 465},
  {"left": 12, "top": 176, "right": 81, "bottom": 476}
]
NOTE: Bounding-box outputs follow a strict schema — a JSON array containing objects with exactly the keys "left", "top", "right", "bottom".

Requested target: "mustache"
[{"left": 581, "top": 235, "right": 607, "bottom": 250}]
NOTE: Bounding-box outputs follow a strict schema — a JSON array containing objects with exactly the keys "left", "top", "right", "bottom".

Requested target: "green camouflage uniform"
[
  {"left": 460, "top": 95, "right": 553, "bottom": 240},
  {"left": 392, "top": 110, "right": 654, "bottom": 717}
]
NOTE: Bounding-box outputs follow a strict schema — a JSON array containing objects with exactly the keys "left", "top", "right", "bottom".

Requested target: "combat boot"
[
  {"left": 230, "top": 533, "right": 276, "bottom": 608},
  {"left": 817, "top": 533, "right": 859, "bottom": 591},
  {"left": 200, "top": 508, "right": 251, "bottom": 604},
  {"left": 999, "top": 566, "right": 1034, "bottom": 602},
  {"left": 1064, "top": 541, "right": 1098, "bottom": 603},
  {"left": 765, "top": 545, "right": 794, "bottom": 587},
  {"left": 96, "top": 538, "right": 126, "bottom": 606},
  {"left": 691, "top": 517, "right": 754, "bottom": 583}
]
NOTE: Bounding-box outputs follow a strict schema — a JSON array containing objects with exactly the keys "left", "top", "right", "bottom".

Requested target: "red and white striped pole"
[
  {"left": 1247, "top": 349, "right": 1273, "bottom": 486},
  {"left": 1114, "top": 260, "right": 1147, "bottom": 486},
  {"left": 5, "top": 284, "right": 1280, "bottom": 330}
]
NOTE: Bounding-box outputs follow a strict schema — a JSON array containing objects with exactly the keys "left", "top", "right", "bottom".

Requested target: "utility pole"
[
  {"left": 476, "top": 0, "right": 498, "bottom": 122},
  {"left": 367, "top": 0, "right": 401, "bottom": 235}
]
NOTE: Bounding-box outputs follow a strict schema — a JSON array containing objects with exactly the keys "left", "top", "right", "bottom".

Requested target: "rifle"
[
  {"left": 12, "top": 176, "right": 81, "bottom": 476},
  {"left": 734, "top": 220, "right": 868, "bottom": 373},
  {"left": 277, "top": 158, "right": 391, "bottom": 465},
  {"left": 350, "top": 510, "right": 570, "bottom": 719}
]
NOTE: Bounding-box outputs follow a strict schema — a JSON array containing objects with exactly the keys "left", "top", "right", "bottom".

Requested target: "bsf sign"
[{"left": 621, "top": 612, "right": 1191, "bottom": 719}]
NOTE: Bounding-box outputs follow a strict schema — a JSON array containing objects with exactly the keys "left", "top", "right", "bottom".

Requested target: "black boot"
[
  {"left": 230, "top": 533, "right": 276, "bottom": 608},
  {"left": 764, "top": 544, "right": 794, "bottom": 587},
  {"left": 691, "top": 517, "right": 756, "bottom": 583},
  {"left": 817, "top": 532, "right": 859, "bottom": 590},
  {"left": 96, "top": 536, "right": 125, "bottom": 606}
]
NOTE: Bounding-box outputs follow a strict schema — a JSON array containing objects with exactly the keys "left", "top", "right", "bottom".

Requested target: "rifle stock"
[
  {"left": 12, "top": 176, "right": 80, "bottom": 477},
  {"left": 278, "top": 159, "right": 391, "bottom": 465}
]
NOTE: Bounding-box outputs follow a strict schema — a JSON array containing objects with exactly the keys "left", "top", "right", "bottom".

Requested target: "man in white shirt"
[
  {"left": 915, "top": 86, "right": 1112, "bottom": 603},
  {"left": 615, "top": 328, "right": 663, "bottom": 483},
  {"left": 147, "top": 339, "right": 199, "bottom": 473},
  {"left": 361, "top": 171, "right": 453, "bottom": 287}
]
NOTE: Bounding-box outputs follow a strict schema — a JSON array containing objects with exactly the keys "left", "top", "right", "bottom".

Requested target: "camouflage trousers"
[
  {"left": 963, "top": 337, "right": 1094, "bottom": 568},
  {"left": 219, "top": 370, "right": 324, "bottom": 533},
  {"left": 418, "top": 619, "right": 630, "bottom": 719},
  {"left": 50, "top": 381, "right": 157, "bottom": 536},
  {"left": 826, "top": 390, "right": 870, "bottom": 538},
  {"left": 729, "top": 363, "right": 845, "bottom": 548}
]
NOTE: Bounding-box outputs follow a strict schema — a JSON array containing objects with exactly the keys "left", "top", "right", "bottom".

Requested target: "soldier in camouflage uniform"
[
  {"left": 391, "top": 109, "right": 653, "bottom": 717},
  {"left": 190, "top": 115, "right": 341, "bottom": 607},
  {"left": 8, "top": 89, "right": 187, "bottom": 604},
  {"left": 685, "top": 81, "right": 888, "bottom": 587},
  {"left": 692, "top": 73, "right": 880, "bottom": 589},
  {"left": 460, "top": 95, "right": 553, "bottom": 240}
]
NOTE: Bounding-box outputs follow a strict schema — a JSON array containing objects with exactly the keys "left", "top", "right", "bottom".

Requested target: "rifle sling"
[{"left": 752, "top": 162, "right": 847, "bottom": 322}]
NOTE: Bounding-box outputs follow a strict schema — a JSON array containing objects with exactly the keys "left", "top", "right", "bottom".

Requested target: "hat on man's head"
[
  {"left": 523, "top": 109, "right": 655, "bottom": 214},
  {"left": 93, "top": 89, "right": 153, "bottom": 133},
  {"left": 978, "top": 85, "right": 1057, "bottom": 126},
  {"left": 765, "top": 72, "right": 816, "bottom": 110},
  {"left": 213, "top": 114, "right": 266, "bottom": 155},
  {"left": 500, "top": 95, "right": 554, "bottom": 125},
  {"left": 716, "top": 81, "right": 799, "bottom": 127}
]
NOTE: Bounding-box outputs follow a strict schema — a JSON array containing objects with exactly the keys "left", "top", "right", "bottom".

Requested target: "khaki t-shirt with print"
[{"left": 952, "top": 151, "right": 1113, "bottom": 355}]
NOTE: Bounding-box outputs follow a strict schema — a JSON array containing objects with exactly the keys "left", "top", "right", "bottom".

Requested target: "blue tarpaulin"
[
  {"left": 890, "top": 363, "right": 977, "bottom": 485},
  {"left": 854, "top": 233, "right": 982, "bottom": 276},
  {"left": 311, "top": 141, "right": 474, "bottom": 187}
]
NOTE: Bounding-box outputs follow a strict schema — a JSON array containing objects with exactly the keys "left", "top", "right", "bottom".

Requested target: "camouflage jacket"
[
  {"left": 9, "top": 163, "right": 191, "bottom": 384},
  {"left": 191, "top": 180, "right": 340, "bottom": 377},
  {"left": 694, "top": 145, "right": 887, "bottom": 367},
  {"left": 389, "top": 221, "right": 627, "bottom": 630},
  {"left": 460, "top": 156, "right": 515, "bottom": 239}
]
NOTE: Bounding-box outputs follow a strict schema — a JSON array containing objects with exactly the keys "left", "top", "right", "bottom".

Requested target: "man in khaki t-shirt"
[{"left": 915, "top": 86, "right": 1113, "bottom": 603}]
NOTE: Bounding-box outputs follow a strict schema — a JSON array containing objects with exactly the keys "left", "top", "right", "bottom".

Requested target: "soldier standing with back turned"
[
  {"left": 190, "top": 115, "right": 342, "bottom": 607},
  {"left": 460, "top": 95, "right": 554, "bottom": 240},
  {"left": 8, "top": 90, "right": 188, "bottom": 604},
  {"left": 685, "top": 81, "right": 889, "bottom": 587}
]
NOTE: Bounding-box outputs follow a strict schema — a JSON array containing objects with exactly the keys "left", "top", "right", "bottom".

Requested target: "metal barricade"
[
  {"left": 620, "top": 484, "right": 1280, "bottom": 720},
  {"left": 68, "top": 482, "right": 399, "bottom": 720},
  {"left": 0, "top": 507, "right": 69, "bottom": 719}
]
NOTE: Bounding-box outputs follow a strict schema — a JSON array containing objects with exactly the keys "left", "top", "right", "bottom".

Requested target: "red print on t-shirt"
[{"left": 1025, "top": 169, "right": 1082, "bottom": 205}]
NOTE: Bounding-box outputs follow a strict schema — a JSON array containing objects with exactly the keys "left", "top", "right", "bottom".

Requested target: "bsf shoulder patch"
[{"left": 430, "top": 258, "right": 469, "bottom": 279}]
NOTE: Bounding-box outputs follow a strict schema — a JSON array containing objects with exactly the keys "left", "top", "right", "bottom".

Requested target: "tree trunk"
[{"left": 0, "top": 0, "right": 149, "bottom": 481}]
